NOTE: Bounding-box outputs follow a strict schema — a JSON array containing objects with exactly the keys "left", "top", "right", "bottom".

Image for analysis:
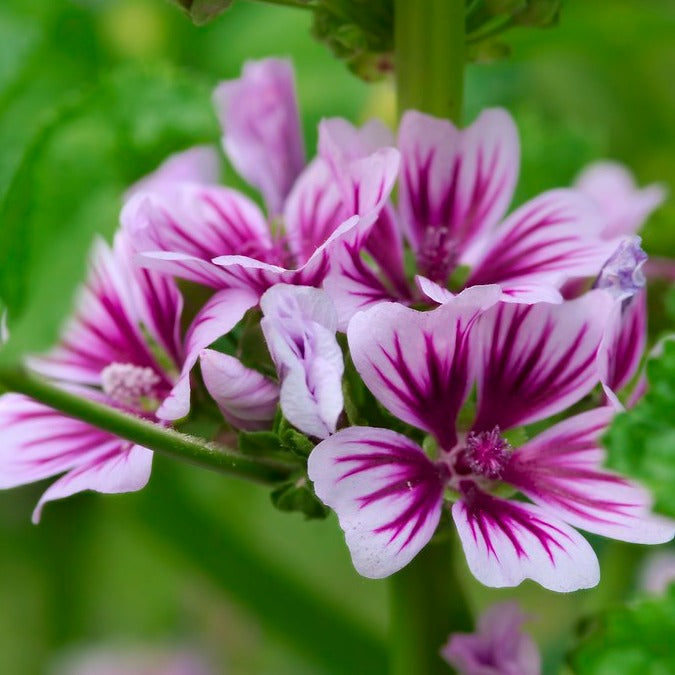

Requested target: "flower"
[
  {"left": 322, "top": 109, "right": 615, "bottom": 328},
  {"left": 307, "top": 289, "right": 674, "bottom": 589},
  {"left": 441, "top": 602, "right": 541, "bottom": 675},
  {"left": 0, "top": 233, "right": 276, "bottom": 521},
  {"left": 120, "top": 59, "right": 398, "bottom": 418}
]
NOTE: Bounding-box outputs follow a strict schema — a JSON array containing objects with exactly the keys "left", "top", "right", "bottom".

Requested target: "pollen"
[
  {"left": 464, "top": 427, "right": 511, "bottom": 480},
  {"left": 101, "top": 362, "right": 162, "bottom": 409}
]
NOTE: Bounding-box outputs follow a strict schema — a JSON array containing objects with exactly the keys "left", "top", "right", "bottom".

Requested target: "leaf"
[
  {"left": 570, "top": 586, "right": 675, "bottom": 674},
  {"left": 605, "top": 339, "right": 675, "bottom": 518},
  {"left": 271, "top": 477, "right": 329, "bottom": 519},
  {"left": 238, "top": 430, "right": 284, "bottom": 457},
  {"left": 0, "top": 65, "right": 217, "bottom": 364}
]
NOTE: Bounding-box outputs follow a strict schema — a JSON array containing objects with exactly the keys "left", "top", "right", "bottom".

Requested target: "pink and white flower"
[
  {"left": 323, "top": 109, "right": 615, "bottom": 327},
  {"left": 441, "top": 602, "right": 541, "bottom": 675},
  {"left": 308, "top": 289, "right": 674, "bottom": 589},
  {"left": 0, "top": 233, "right": 275, "bottom": 521}
]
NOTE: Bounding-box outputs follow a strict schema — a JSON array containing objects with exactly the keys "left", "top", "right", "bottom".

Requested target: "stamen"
[
  {"left": 101, "top": 363, "right": 162, "bottom": 409},
  {"left": 417, "top": 226, "right": 458, "bottom": 283},
  {"left": 464, "top": 427, "right": 511, "bottom": 480}
]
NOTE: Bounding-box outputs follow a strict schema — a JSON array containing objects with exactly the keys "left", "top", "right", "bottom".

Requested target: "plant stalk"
[{"left": 0, "top": 367, "right": 295, "bottom": 484}]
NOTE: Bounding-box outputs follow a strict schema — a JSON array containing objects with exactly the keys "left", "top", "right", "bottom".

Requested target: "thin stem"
[
  {"left": 394, "top": 0, "right": 465, "bottom": 123},
  {"left": 247, "top": 0, "right": 316, "bottom": 9},
  {"left": 389, "top": 535, "right": 472, "bottom": 675},
  {"left": 0, "top": 367, "right": 296, "bottom": 484}
]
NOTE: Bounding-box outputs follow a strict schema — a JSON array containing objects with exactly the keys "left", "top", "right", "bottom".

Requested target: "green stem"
[
  {"left": 391, "top": 1, "right": 470, "bottom": 672},
  {"left": 389, "top": 536, "right": 472, "bottom": 675},
  {"left": 394, "top": 0, "right": 465, "bottom": 122},
  {"left": 0, "top": 367, "right": 295, "bottom": 484}
]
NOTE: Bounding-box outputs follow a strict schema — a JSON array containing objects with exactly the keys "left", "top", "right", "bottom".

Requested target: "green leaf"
[
  {"left": 605, "top": 339, "right": 675, "bottom": 518},
  {"left": 238, "top": 430, "right": 284, "bottom": 457},
  {"left": 279, "top": 427, "right": 316, "bottom": 458},
  {"left": 169, "top": 0, "right": 235, "bottom": 25},
  {"left": 0, "top": 65, "right": 217, "bottom": 364},
  {"left": 570, "top": 586, "right": 675, "bottom": 674},
  {"left": 271, "top": 477, "right": 329, "bottom": 519}
]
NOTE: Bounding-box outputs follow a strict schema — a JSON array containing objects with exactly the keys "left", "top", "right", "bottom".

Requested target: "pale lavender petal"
[
  {"left": 594, "top": 235, "right": 647, "bottom": 301},
  {"left": 467, "top": 189, "right": 614, "bottom": 294},
  {"left": 318, "top": 117, "right": 394, "bottom": 162},
  {"left": 348, "top": 286, "right": 502, "bottom": 449},
  {"left": 156, "top": 287, "right": 259, "bottom": 421},
  {"left": 473, "top": 290, "right": 614, "bottom": 431},
  {"left": 599, "top": 291, "right": 647, "bottom": 399},
  {"left": 121, "top": 184, "right": 275, "bottom": 288},
  {"left": 640, "top": 552, "right": 675, "bottom": 594},
  {"left": 199, "top": 349, "right": 279, "bottom": 431},
  {"left": 308, "top": 427, "right": 444, "bottom": 578},
  {"left": 260, "top": 285, "right": 343, "bottom": 439},
  {"left": 415, "top": 275, "right": 455, "bottom": 305},
  {"left": 0, "top": 392, "right": 129, "bottom": 491},
  {"left": 576, "top": 160, "right": 667, "bottom": 238},
  {"left": 29, "top": 238, "right": 166, "bottom": 386},
  {"left": 398, "top": 109, "right": 518, "bottom": 269},
  {"left": 213, "top": 58, "right": 305, "bottom": 216},
  {"left": 504, "top": 408, "right": 675, "bottom": 544},
  {"left": 452, "top": 488, "right": 600, "bottom": 591},
  {"left": 125, "top": 145, "right": 220, "bottom": 200},
  {"left": 364, "top": 206, "right": 409, "bottom": 298},
  {"left": 442, "top": 602, "right": 541, "bottom": 675},
  {"left": 33, "top": 443, "right": 153, "bottom": 523}
]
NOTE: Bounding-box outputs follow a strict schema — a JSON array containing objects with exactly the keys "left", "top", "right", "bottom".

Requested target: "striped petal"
[
  {"left": 213, "top": 58, "right": 305, "bottom": 216},
  {"left": 398, "top": 109, "right": 518, "bottom": 270},
  {"left": 472, "top": 290, "right": 614, "bottom": 431},
  {"left": 200, "top": 349, "right": 279, "bottom": 431},
  {"left": 122, "top": 184, "right": 275, "bottom": 288},
  {"left": 308, "top": 427, "right": 445, "bottom": 578},
  {"left": 452, "top": 487, "right": 599, "bottom": 591},
  {"left": 348, "top": 286, "right": 501, "bottom": 449},
  {"left": 504, "top": 408, "right": 675, "bottom": 544},
  {"left": 466, "top": 189, "right": 614, "bottom": 298}
]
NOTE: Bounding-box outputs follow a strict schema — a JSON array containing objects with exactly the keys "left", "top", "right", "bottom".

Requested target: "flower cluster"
[{"left": 0, "top": 58, "right": 672, "bottom": 592}]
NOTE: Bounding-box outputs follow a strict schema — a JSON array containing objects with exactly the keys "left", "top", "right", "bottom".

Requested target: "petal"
[
  {"left": 125, "top": 145, "right": 220, "bottom": 200},
  {"left": 283, "top": 157, "right": 346, "bottom": 266},
  {"left": 121, "top": 184, "right": 275, "bottom": 288},
  {"left": 156, "top": 287, "right": 259, "bottom": 421},
  {"left": 33, "top": 443, "right": 153, "bottom": 523},
  {"left": 575, "top": 160, "right": 667, "bottom": 238},
  {"left": 452, "top": 489, "right": 600, "bottom": 592},
  {"left": 415, "top": 275, "right": 455, "bottom": 305},
  {"left": 200, "top": 349, "right": 279, "bottom": 431},
  {"left": 0, "top": 392, "right": 128, "bottom": 490},
  {"left": 260, "top": 285, "right": 343, "bottom": 439},
  {"left": 318, "top": 117, "right": 394, "bottom": 161},
  {"left": 398, "top": 108, "right": 518, "bottom": 255},
  {"left": 308, "top": 427, "right": 444, "bottom": 578},
  {"left": 29, "top": 237, "right": 164, "bottom": 385},
  {"left": 504, "top": 408, "right": 675, "bottom": 544},
  {"left": 213, "top": 58, "right": 305, "bottom": 215},
  {"left": 348, "top": 286, "right": 502, "bottom": 449},
  {"left": 467, "top": 189, "right": 614, "bottom": 294},
  {"left": 599, "top": 291, "right": 647, "bottom": 399},
  {"left": 318, "top": 118, "right": 400, "bottom": 215},
  {"left": 473, "top": 290, "right": 614, "bottom": 431}
]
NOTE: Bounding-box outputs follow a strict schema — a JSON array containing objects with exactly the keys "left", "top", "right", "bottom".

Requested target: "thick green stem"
[
  {"left": 389, "top": 536, "right": 472, "bottom": 675},
  {"left": 391, "top": 1, "right": 470, "bottom": 673},
  {"left": 394, "top": 0, "right": 465, "bottom": 122},
  {"left": 0, "top": 367, "right": 295, "bottom": 484}
]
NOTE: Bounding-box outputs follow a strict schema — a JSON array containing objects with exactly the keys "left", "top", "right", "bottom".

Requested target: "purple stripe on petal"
[
  {"left": 473, "top": 290, "right": 614, "bottom": 431},
  {"left": 452, "top": 487, "right": 599, "bottom": 591},
  {"left": 504, "top": 408, "right": 675, "bottom": 544},
  {"left": 308, "top": 427, "right": 445, "bottom": 578},
  {"left": 348, "top": 287, "right": 501, "bottom": 449}
]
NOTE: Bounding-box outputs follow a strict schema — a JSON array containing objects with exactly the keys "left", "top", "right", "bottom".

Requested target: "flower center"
[
  {"left": 101, "top": 363, "right": 162, "bottom": 410},
  {"left": 417, "top": 226, "right": 458, "bottom": 284},
  {"left": 464, "top": 427, "right": 511, "bottom": 480}
]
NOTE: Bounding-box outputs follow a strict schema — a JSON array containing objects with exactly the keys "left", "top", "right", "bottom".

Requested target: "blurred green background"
[{"left": 0, "top": 1, "right": 673, "bottom": 673}]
